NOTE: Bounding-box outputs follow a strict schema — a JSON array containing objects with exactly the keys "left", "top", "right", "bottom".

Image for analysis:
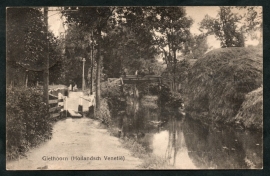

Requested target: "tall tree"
[
  {"left": 150, "top": 7, "right": 193, "bottom": 91},
  {"left": 199, "top": 7, "right": 245, "bottom": 48},
  {"left": 101, "top": 9, "right": 158, "bottom": 76},
  {"left": 62, "top": 25, "right": 93, "bottom": 87},
  {"left": 63, "top": 7, "right": 116, "bottom": 110}
]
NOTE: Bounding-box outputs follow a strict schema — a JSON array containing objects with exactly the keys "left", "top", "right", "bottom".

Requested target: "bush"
[
  {"left": 6, "top": 87, "right": 52, "bottom": 160},
  {"left": 95, "top": 98, "right": 111, "bottom": 126},
  {"left": 137, "top": 83, "right": 160, "bottom": 96},
  {"left": 158, "top": 84, "right": 183, "bottom": 108}
]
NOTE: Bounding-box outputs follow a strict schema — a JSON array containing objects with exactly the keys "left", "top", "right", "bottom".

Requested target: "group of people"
[
  {"left": 122, "top": 67, "right": 156, "bottom": 77},
  {"left": 135, "top": 68, "right": 155, "bottom": 77},
  {"left": 68, "top": 83, "right": 78, "bottom": 91}
]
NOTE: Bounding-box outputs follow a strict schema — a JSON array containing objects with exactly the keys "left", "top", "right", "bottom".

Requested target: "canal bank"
[{"left": 107, "top": 94, "right": 262, "bottom": 169}]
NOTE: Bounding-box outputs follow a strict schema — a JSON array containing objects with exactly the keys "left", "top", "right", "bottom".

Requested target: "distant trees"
[
  {"left": 185, "top": 34, "right": 209, "bottom": 59},
  {"left": 238, "top": 6, "right": 262, "bottom": 44},
  {"left": 199, "top": 7, "right": 245, "bottom": 47}
]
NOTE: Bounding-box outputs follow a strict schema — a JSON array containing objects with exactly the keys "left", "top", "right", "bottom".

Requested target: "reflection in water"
[
  {"left": 183, "top": 117, "right": 262, "bottom": 169},
  {"left": 114, "top": 91, "right": 262, "bottom": 169}
]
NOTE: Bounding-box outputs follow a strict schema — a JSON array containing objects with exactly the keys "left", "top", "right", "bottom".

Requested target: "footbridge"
[{"left": 121, "top": 75, "right": 162, "bottom": 84}]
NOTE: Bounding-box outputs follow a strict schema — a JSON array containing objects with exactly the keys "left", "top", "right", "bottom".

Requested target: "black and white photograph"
[{"left": 6, "top": 6, "right": 263, "bottom": 170}]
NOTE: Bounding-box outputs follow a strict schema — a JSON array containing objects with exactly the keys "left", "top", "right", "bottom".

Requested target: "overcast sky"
[{"left": 48, "top": 6, "right": 261, "bottom": 50}]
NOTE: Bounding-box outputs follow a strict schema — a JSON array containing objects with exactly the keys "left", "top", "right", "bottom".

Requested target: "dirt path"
[{"left": 6, "top": 92, "right": 142, "bottom": 170}]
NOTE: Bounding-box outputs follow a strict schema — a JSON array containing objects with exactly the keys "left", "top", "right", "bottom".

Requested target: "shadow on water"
[{"left": 113, "top": 92, "right": 262, "bottom": 169}]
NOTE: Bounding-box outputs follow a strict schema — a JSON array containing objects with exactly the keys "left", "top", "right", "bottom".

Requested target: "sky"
[
  {"left": 186, "top": 6, "right": 220, "bottom": 50},
  {"left": 48, "top": 6, "right": 261, "bottom": 50}
]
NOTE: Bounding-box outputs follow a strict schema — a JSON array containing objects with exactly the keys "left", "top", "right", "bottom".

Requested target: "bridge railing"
[{"left": 121, "top": 75, "right": 162, "bottom": 84}]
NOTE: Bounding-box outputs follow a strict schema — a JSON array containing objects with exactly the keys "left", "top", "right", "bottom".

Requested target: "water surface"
[{"left": 114, "top": 95, "right": 263, "bottom": 169}]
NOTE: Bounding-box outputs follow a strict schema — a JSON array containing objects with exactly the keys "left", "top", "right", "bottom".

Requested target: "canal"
[{"left": 112, "top": 94, "right": 263, "bottom": 169}]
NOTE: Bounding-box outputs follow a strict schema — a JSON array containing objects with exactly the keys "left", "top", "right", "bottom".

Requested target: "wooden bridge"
[{"left": 121, "top": 75, "right": 162, "bottom": 84}]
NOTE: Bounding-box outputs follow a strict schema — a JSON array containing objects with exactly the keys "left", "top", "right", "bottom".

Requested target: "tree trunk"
[
  {"left": 43, "top": 7, "right": 49, "bottom": 105},
  {"left": 90, "top": 43, "right": 94, "bottom": 95},
  {"left": 173, "top": 50, "right": 177, "bottom": 93},
  {"left": 95, "top": 28, "right": 101, "bottom": 110}
]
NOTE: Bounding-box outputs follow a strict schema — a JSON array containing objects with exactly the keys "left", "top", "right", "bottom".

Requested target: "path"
[{"left": 6, "top": 92, "right": 142, "bottom": 170}]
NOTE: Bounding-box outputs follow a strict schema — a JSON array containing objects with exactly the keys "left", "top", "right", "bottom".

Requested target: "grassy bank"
[
  {"left": 184, "top": 46, "right": 262, "bottom": 129},
  {"left": 230, "top": 87, "right": 263, "bottom": 129}
]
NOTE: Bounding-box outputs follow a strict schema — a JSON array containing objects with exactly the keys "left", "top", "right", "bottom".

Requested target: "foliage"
[
  {"left": 157, "top": 84, "right": 183, "bottom": 108},
  {"left": 232, "top": 87, "right": 263, "bottom": 129},
  {"left": 184, "top": 46, "right": 262, "bottom": 124},
  {"left": 101, "top": 78, "right": 123, "bottom": 98},
  {"left": 145, "top": 7, "right": 193, "bottom": 92},
  {"left": 95, "top": 98, "right": 111, "bottom": 125},
  {"left": 101, "top": 7, "right": 159, "bottom": 77},
  {"left": 161, "top": 58, "right": 193, "bottom": 96},
  {"left": 63, "top": 7, "right": 116, "bottom": 109},
  {"left": 151, "top": 7, "right": 193, "bottom": 66},
  {"left": 185, "top": 34, "right": 209, "bottom": 59},
  {"left": 199, "top": 7, "right": 245, "bottom": 47},
  {"left": 137, "top": 82, "right": 160, "bottom": 96},
  {"left": 62, "top": 25, "right": 94, "bottom": 86},
  {"left": 6, "top": 87, "right": 52, "bottom": 160},
  {"left": 237, "top": 6, "right": 262, "bottom": 40},
  {"left": 6, "top": 7, "right": 62, "bottom": 86}
]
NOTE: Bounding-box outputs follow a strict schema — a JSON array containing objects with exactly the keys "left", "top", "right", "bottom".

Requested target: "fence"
[{"left": 49, "top": 94, "right": 64, "bottom": 119}]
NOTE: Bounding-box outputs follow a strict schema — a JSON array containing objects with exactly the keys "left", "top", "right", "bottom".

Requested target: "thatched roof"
[{"left": 184, "top": 46, "right": 262, "bottom": 123}]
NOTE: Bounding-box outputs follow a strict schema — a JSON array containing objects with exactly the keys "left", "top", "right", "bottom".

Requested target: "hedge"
[{"left": 6, "top": 87, "right": 52, "bottom": 160}]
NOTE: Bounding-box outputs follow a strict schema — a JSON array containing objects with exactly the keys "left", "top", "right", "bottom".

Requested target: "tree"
[
  {"left": 62, "top": 25, "right": 93, "bottom": 87},
  {"left": 150, "top": 7, "right": 193, "bottom": 91},
  {"left": 6, "top": 7, "right": 61, "bottom": 88},
  {"left": 199, "top": 7, "right": 245, "bottom": 48},
  {"left": 63, "top": 7, "right": 116, "bottom": 110},
  {"left": 237, "top": 6, "right": 262, "bottom": 44},
  {"left": 101, "top": 7, "right": 159, "bottom": 77},
  {"left": 185, "top": 34, "right": 209, "bottom": 59}
]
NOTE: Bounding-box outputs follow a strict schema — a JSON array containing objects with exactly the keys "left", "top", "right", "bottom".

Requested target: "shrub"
[
  {"left": 6, "top": 87, "right": 52, "bottom": 160},
  {"left": 95, "top": 98, "right": 111, "bottom": 126},
  {"left": 158, "top": 84, "right": 183, "bottom": 108},
  {"left": 137, "top": 83, "right": 160, "bottom": 96}
]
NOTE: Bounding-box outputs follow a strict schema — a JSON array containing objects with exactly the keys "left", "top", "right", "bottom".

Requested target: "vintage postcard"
[{"left": 6, "top": 6, "right": 262, "bottom": 170}]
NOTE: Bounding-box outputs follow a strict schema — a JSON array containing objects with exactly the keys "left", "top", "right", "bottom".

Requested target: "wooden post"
[{"left": 78, "top": 96, "right": 83, "bottom": 113}]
